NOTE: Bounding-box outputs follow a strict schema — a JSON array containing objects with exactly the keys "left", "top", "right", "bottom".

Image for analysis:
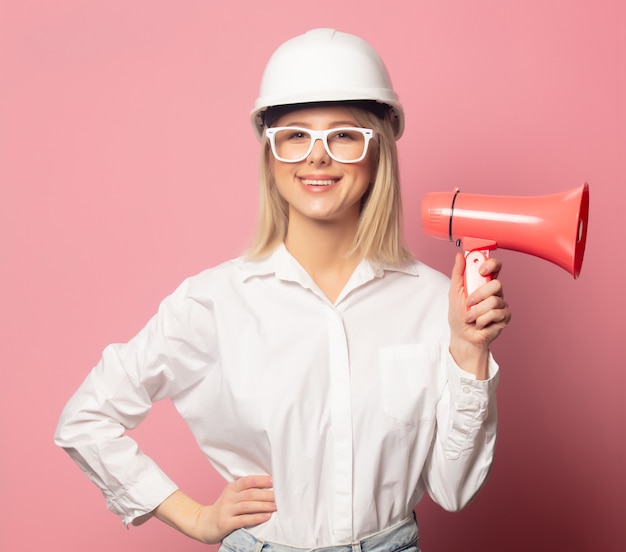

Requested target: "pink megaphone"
[{"left": 421, "top": 183, "right": 590, "bottom": 295}]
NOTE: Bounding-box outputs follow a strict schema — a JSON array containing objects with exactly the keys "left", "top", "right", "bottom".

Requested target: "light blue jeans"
[{"left": 218, "top": 516, "right": 420, "bottom": 552}]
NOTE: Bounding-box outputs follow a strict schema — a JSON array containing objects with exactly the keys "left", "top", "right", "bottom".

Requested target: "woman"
[{"left": 55, "top": 29, "right": 510, "bottom": 551}]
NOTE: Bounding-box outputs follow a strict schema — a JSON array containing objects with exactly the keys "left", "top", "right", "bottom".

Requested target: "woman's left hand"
[{"left": 448, "top": 253, "right": 511, "bottom": 379}]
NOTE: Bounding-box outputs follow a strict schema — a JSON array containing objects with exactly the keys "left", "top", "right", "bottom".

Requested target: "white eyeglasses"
[{"left": 265, "top": 127, "right": 376, "bottom": 163}]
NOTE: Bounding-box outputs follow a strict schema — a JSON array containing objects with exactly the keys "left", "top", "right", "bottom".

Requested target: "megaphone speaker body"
[{"left": 421, "top": 183, "right": 589, "bottom": 294}]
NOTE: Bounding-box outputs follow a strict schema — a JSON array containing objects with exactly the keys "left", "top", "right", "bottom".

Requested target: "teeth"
[{"left": 300, "top": 178, "right": 335, "bottom": 186}]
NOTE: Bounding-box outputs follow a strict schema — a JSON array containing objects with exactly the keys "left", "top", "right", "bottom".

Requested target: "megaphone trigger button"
[{"left": 464, "top": 249, "right": 492, "bottom": 296}]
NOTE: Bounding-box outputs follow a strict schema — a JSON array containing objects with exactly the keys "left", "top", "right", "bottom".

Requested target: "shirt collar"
[{"left": 237, "top": 243, "right": 420, "bottom": 287}]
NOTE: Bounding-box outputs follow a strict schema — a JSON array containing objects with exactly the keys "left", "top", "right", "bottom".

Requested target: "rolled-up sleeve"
[
  {"left": 421, "top": 348, "right": 499, "bottom": 511},
  {"left": 54, "top": 279, "right": 216, "bottom": 525}
]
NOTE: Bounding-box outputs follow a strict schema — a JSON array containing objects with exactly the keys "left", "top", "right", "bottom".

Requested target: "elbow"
[
  {"left": 438, "top": 492, "right": 477, "bottom": 513},
  {"left": 432, "top": 485, "right": 481, "bottom": 512}
]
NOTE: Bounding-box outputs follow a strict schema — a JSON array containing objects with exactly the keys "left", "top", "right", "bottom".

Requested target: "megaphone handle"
[{"left": 464, "top": 249, "right": 493, "bottom": 296}]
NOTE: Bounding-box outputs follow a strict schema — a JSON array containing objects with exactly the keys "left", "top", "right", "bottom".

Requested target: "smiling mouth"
[{"left": 299, "top": 178, "right": 338, "bottom": 187}]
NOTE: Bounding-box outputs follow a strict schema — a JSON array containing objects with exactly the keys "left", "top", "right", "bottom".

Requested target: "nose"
[{"left": 307, "top": 137, "right": 330, "bottom": 164}]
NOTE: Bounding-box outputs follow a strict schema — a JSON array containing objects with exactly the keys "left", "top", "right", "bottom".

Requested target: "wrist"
[
  {"left": 154, "top": 490, "right": 211, "bottom": 543},
  {"left": 449, "top": 339, "right": 490, "bottom": 380}
]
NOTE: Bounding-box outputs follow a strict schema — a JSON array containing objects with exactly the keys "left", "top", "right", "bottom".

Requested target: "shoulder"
[
  {"left": 169, "top": 253, "right": 276, "bottom": 302},
  {"left": 382, "top": 258, "right": 450, "bottom": 290},
  {"left": 172, "top": 257, "right": 245, "bottom": 296},
  {"left": 414, "top": 260, "right": 451, "bottom": 289}
]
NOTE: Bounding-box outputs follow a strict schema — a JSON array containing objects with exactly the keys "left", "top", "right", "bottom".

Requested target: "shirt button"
[{"left": 462, "top": 386, "right": 472, "bottom": 395}]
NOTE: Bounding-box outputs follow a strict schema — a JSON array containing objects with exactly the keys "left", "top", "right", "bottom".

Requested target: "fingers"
[
  {"left": 464, "top": 272, "right": 511, "bottom": 338},
  {"left": 449, "top": 255, "right": 511, "bottom": 351},
  {"left": 224, "top": 476, "right": 276, "bottom": 511},
  {"left": 228, "top": 475, "right": 276, "bottom": 514},
  {"left": 465, "top": 294, "right": 510, "bottom": 331},
  {"left": 451, "top": 253, "right": 503, "bottom": 304},
  {"left": 224, "top": 511, "right": 274, "bottom": 533},
  {"left": 226, "top": 490, "right": 276, "bottom": 516},
  {"left": 212, "top": 475, "right": 276, "bottom": 535},
  {"left": 466, "top": 276, "right": 503, "bottom": 309},
  {"left": 230, "top": 475, "right": 274, "bottom": 492},
  {"left": 477, "top": 256, "right": 502, "bottom": 280}
]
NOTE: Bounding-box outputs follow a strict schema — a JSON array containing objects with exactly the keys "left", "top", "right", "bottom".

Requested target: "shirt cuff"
[
  {"left": 441, "top": 350, "right": 499, "bottom": 459},
  {"left": 106, "top": 468, "right": 179, "bottom": 527}
]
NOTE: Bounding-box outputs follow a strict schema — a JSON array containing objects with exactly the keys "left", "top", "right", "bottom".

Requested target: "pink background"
[{"left": 1, "top": 1, "right": 624, "bottom": 550}]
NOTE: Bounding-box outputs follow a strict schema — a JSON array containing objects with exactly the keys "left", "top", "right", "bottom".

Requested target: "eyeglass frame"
[{"left": 265, "top": 126, "right": 376, "bottom": 164}]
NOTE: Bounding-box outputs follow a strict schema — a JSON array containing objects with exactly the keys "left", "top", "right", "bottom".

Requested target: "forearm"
[
  {"left": 423, "top": 353, "right": 499, "bottom": 510},
  {"left": 424, "top": 417, "right": 497, "bottom": 510},
  {"left": 54, "top": 363, "right": 180, "bottom": 525},
  {"left": 153, "top": 490, "right": 213, "bottom": 543},
  {"left": 154, "top": 476, "right": 276, "bottom": 544}
]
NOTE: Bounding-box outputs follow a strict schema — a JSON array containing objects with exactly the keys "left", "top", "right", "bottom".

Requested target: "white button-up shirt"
[{"left": 55, "top": 244, "right": 499, "bottom": 548}]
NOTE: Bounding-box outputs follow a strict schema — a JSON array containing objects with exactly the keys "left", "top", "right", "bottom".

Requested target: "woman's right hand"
[{"left": 154, "top": 475, "right": 276, "bottom": 544}]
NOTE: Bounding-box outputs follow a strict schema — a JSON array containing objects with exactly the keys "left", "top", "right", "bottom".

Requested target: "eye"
[
  {"left": 286, "top": 130, "right": 309, "bottom": 141},
  {"left": 329, "top": 129, "right": 359, "bottom": 142}
]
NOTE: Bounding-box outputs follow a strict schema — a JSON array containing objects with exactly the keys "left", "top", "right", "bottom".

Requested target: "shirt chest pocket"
[{"left": 378, "top": 344, "right": 445, "bottom": 426}]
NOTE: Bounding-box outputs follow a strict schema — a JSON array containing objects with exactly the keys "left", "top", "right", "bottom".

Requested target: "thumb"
[
  {"left": 449, "top": 253, "right": 469, "bottom": 328},
  {"left": 450, "top": 252, "right": 466, "bottom": 292}
]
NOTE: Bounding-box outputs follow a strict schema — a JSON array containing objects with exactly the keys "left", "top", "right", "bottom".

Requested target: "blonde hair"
[{"left": 245, "top": 106, "right": 413, "bottom": 265}]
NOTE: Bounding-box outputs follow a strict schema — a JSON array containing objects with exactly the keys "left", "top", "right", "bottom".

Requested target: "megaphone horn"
[{"left": 421, "top": 183, "right": 590, "bottom": 295}]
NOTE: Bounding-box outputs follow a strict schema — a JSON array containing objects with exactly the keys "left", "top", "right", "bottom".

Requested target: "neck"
[
  {"left": 285, "top": 213, "right": 359, "bottom": 266},
  {"left": 284, "top": 213, "right": 362, "bottom": 302}
]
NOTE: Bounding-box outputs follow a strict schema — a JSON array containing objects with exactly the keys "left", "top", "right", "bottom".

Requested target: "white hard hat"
[{"left": 251, "top": 28, "right": 404, "bottom": 140}]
